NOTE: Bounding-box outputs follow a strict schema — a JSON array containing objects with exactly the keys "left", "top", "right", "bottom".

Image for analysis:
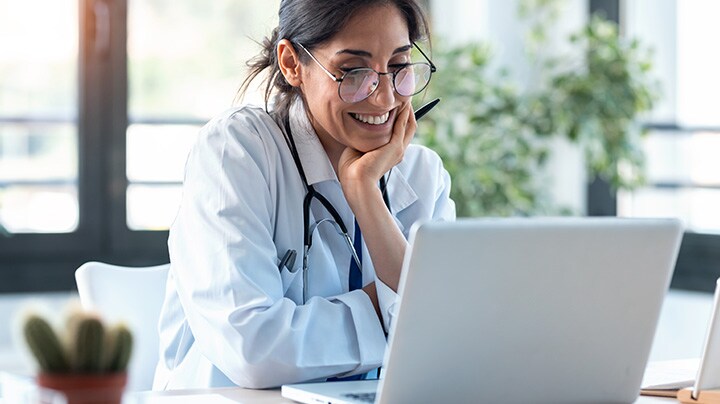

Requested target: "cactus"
[
  {"left": 21, "top": 310, "right": 133, "bottom": 375},
  {"left": 105, "top": 324, "right": 133, "bottom": 372},
  {"left": 23, "top": 315, "right": 70, "bottom": 373},
  {"left": 70, "top": 317, "right": 105, "bottom": 372}
]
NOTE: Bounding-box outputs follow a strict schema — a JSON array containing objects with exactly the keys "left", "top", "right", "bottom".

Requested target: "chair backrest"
[{"left": 75, "top": 261, "right": 170, "bottom": 392}]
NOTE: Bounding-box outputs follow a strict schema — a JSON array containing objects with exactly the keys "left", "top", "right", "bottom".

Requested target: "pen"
[
  {"left": 278, "top": 249, "right": 297, "bottom": 273},
  {"left": 414, "top": 98, "right": 440, "bottom": 121},
  {"left": 376, "top": 99, "right": 440, "bottom": 208}
]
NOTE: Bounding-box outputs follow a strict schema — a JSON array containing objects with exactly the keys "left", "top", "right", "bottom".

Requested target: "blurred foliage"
[
  {"left": 548, "top": 16, "right": 659, "bottom": 189},
  {"left": 415, "top": 44, "right": 556, "bottom": 217},
  {"left": 415, "top": 6, "right": 659, "bottom": 217}
]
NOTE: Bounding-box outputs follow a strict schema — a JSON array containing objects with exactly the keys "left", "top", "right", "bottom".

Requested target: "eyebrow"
[{"left": 335, "top": 44, "right": 413, "bottom": 57}]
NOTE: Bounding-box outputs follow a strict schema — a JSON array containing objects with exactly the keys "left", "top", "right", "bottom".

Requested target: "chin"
[{"left": 357, "top": 136, "right": 392, "bottom": 152}]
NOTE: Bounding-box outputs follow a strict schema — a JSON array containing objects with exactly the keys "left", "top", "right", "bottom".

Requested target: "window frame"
[
  {"left": 0, "top": 0, "right": 168, "bottom": 293},
  {"left": 590, "top": 0, "right": 720, "bottom": 293}
]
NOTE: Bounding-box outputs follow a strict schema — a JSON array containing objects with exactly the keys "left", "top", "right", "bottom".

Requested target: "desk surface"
[
  {"left": 133, "top": 387, "right": 674, "bottom": 403},
  {"left": 134, "top": 387, "right": 295, "bottom": 403},
  {"left": 0, "top": 371, "right": 683, "bottom": 403},
  {"left": 0, "top": 383, "right": 680, "bottom": 403}
]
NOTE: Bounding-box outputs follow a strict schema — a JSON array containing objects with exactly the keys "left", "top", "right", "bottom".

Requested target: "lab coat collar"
[{"left": 288, "top": 98, "right": 337, "bottom": 186}]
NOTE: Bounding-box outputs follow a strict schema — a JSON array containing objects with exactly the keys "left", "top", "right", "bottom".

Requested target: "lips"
[{"left": 350, "top": 111, "right": 390, "bottom": 125}]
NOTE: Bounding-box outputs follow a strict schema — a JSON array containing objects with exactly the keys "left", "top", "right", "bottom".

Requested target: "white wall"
[
  {"left": 623, "top": 0, "right": 678, "bottom": 125},
  {"left": 430, "top": 0, "right": 587, "bottom": 85},
  {"left": 429, "top": 0, "right": 486, "bottom": 44}
]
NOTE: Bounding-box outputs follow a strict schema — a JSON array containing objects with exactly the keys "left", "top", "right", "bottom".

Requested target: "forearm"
[{"left": 344, "top": 181, "right": 407, "bottom": 292}]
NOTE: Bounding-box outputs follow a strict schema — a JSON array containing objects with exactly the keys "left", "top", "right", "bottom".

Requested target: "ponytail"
[{"left": 237, "top": 27, "right": 299, "bottom": 121}]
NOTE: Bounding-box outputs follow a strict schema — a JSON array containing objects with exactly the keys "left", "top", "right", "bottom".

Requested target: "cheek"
[{"left": 312, "top": 89, "right": 346, "bottom": 126}]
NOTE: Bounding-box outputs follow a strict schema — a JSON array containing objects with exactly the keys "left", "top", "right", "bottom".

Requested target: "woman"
[{"left": 154, "top": 0, "right": 455, "bottom": 389}]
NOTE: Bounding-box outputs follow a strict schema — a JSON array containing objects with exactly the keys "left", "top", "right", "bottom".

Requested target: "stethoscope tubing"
[
  {"left": 302, "top": 187, "right": 364, "bottom": 303},
  {"left": 280, "top": 97, "right": 441, "bottom": 303}
]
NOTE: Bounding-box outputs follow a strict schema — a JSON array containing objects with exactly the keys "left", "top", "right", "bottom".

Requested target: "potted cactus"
[{"left": 22, "top": 310, "right": 133, "bottom": 404}]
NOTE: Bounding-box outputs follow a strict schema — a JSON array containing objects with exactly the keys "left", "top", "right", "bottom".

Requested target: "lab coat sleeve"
[
  {"left": 433, "top": 156, "right": 456, "bottom": 222},
  {"left": 168, "top": 112, "right": 386, "bottom": 388},
  {"left": 375, "top": 278, "right": 398, "bottom": 331}
]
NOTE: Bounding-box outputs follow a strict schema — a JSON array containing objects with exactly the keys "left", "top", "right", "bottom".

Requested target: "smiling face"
[{"left": 297, "top": 4, "right": 413, "bottom": 163}]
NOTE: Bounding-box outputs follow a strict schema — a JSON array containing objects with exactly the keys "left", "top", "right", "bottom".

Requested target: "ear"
[{"left": 277, "top": 39, "right": 303, "bottom": 87}]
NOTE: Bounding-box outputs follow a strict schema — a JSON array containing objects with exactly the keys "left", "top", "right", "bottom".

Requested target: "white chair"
[{"left": 75, "top": 261, "right": 170, "bottom": 391}]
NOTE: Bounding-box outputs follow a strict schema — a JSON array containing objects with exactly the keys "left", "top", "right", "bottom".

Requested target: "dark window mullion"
[
  {"left": 107, "top": 0, "right": 169, "bottom": 264},
  {"left": 589, "top": 0, "right": 620, "bottom": 21},
  {"left": 79, "top": 0, "right": 111, "bottom": 251},
  {"left": 106, "top": 0, "right": 130, "bottom": 254},
  {"left": 645, "top": 123, "right": 720, "bottom": 133},
  {"left": 586, "top": 0, "right": 619, "bottom": 217}
]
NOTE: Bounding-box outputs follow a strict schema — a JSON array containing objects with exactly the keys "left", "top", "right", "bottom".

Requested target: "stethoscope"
[
  {"left": 278, "top": 98, "right": 439, "bottom": 304},
  {"left": 280, "top": 114, "right": 392, "bottom": 304}
]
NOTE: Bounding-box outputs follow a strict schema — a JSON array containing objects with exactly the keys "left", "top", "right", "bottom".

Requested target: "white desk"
[
  {"left": 0, "top": 371, "right": 683, "bottom": 403},
  {"left": 0, "top": 383, "right": 681, "bottom": 403},
  {"left": 131, "top": 387, "right": 675, "bottom": 403},
  {"left": 133, "top": 387, "right": 295, "bottom": 403}
]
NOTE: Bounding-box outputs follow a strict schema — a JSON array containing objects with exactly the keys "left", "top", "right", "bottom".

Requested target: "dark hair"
[{"left": 238, "top": 0, "right": 431, "bottom": 124}]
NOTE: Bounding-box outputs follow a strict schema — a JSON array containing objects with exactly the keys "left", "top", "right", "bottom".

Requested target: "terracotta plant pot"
[{"left": 37, "top": 373, "right": 127, "bottom": 404}]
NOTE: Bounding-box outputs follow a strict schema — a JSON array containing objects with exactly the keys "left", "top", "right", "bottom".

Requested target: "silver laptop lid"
[{"left": 378, "top": 217, "right": 683, "bottom": 404}]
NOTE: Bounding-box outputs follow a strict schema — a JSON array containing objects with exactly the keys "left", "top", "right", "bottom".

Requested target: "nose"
[{"left": 368, "top": 72, "right": 396, "bottom": 107}]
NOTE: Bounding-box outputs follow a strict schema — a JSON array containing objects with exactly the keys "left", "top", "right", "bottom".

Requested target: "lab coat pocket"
[{"left": 279, "top": 264, "right": 301, "bottom": 295}]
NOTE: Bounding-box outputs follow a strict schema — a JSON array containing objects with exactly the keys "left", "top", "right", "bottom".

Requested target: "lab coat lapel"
[{"left": 384, "top": 169, "right": 418, "bottom": 233}]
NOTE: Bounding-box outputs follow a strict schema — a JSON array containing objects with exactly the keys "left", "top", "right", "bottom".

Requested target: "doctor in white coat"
[{"left": 154, "top": 0, "right": 455, "bottom": 390}]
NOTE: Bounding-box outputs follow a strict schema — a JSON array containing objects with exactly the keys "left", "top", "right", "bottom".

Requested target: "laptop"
[{"left": 282, "top": 217, "right": 684, "bottom": 404}]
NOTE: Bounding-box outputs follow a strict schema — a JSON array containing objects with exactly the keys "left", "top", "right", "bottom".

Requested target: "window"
[
  {"left": 126, "top": 0, "right": 278, "bottom": 230},
  {"left": 0, "top": 0, "right": 279, "bottom": 292},
  {"left": 620, "top": 0, "right": 720, "bottom": 291},
  {"left": 0, "top": 0, "right": 79, "bottom": 234}
]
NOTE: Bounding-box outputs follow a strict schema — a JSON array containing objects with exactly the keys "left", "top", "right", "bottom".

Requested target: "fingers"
[
  {"left": 387, "top": 103, "right": 415, "bottom": 165},
  {"left": 402, "top": 103, "right": 417, "bottom": 150}
]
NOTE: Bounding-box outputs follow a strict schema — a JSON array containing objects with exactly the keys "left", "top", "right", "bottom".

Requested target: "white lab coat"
[{"left": 153, "top": 99, "right": 455, "bottom": 389}]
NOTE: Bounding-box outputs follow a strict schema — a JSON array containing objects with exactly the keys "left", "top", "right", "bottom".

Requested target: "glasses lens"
[
  {"left": 395, "top": 63, "right": 432, "bottom": 97},
  {"left": 339, "top": 69, "right": 379, "bottom": 103}
]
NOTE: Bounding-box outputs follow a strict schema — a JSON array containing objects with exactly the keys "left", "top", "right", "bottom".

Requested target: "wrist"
[
  {"left": 362, "top": 283, "right": 382, "bottom": 322},
  {"left": 342, "top": 180, "right": 382, "bottom": 210}
]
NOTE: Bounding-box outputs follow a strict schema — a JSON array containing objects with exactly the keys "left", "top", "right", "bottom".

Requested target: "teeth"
[{"left": 352, "top": 112, "right": 390, "bottom": 125}]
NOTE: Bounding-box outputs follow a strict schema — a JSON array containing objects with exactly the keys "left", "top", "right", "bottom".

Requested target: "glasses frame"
[{"left": 296, "top": 42, "right": 436, "bottom": 103}]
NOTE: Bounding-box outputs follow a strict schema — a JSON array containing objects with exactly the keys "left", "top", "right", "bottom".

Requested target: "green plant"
[
  {"left": 23, "top": 311, "right": 133, "bottom": 374},
  {"left": 415, "top": 43, "right": 555, "bottom": 217},
  {"left": 548, "top": 15, "right": 658, "bottom": 189},
  {"left": 415, "top": 5, "right": 659, "bottom": 217}
]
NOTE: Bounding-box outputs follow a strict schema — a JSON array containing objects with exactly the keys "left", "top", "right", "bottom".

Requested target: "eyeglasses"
[{"left": 296, "top": 42, "right": 436, "bottom": 103}]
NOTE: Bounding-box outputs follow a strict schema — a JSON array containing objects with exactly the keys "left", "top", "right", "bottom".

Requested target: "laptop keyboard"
[{"left": 342, "top": 392, "right": 376, "bottom": 403}]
